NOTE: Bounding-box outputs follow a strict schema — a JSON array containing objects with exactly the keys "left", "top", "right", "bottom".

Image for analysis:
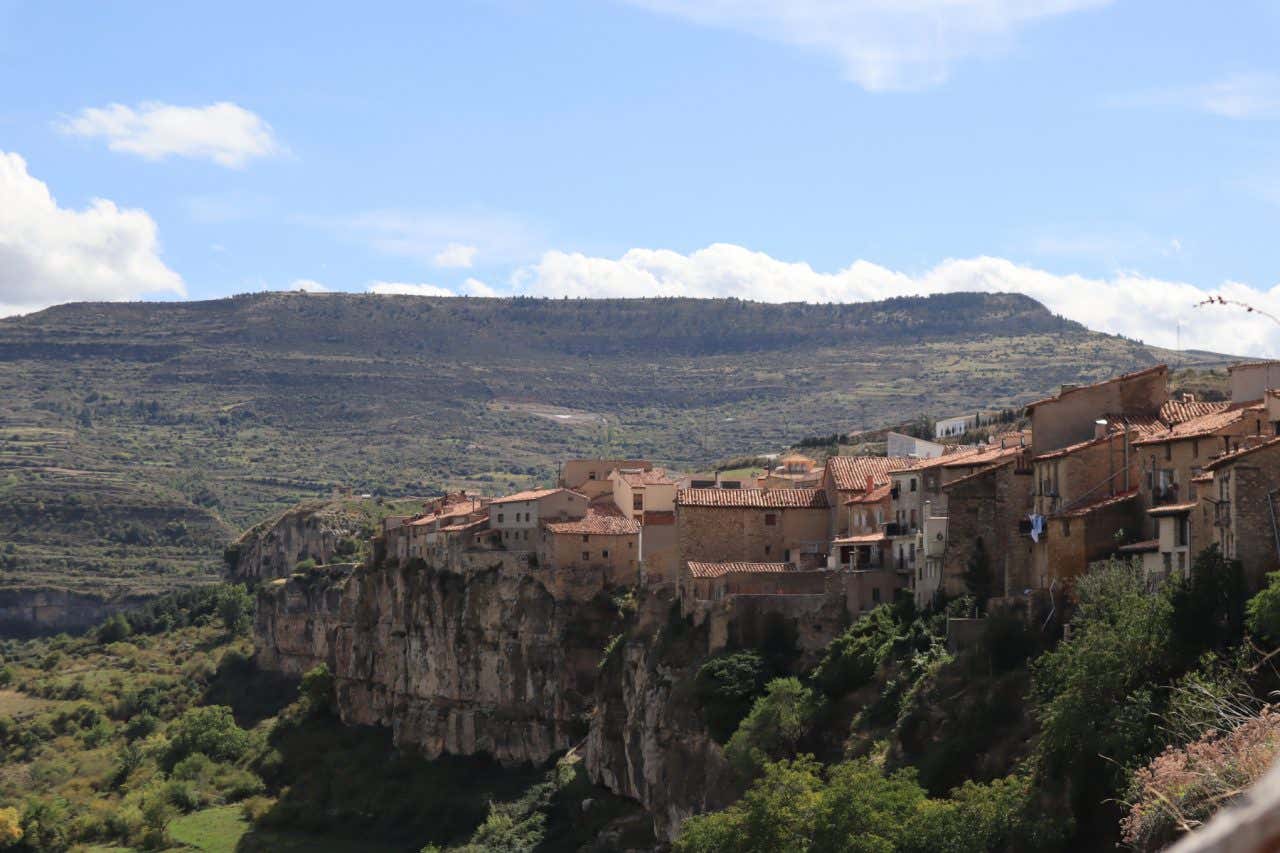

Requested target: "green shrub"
[
  {"left": 695, "top": 651, "right": 771, "bottom": 742},
  {"left": 809, "top": 606, "right": 901, "bottom": 698},
  {"left": 1247, "top": 569, "right": 1280, "bottom": 646},
  {"left": 724, "top": 678, "right": 820, "bottom": 779},
  {"left": 300, "top": 664, "right": 335, "bottom": 717},
  {"left": 166, "top": 705, "right": 249, "bottom": 767}
]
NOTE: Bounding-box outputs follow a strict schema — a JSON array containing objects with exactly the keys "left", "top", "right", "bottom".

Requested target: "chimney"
[
  {"left": 865, "top": 474, "right": 875, "bottom": 493},
  {"left": 1094, "top": 418, "right": 1109, "bottom": 439},
  {"left": 1060, "top": 383, "right": 1079, "bottom": 395},
  {"left": 1183, "top": 392, "right": 1196, "bottom": 403}
]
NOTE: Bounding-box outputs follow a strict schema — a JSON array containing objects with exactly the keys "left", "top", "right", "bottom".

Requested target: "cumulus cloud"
[
  {"left": 434, "top": 243, "right": 478, "bottom": 268},
  {"left": 59, "top": 101, "right": 281, "bottom": 168},
  {"left": 513, "top": 243, "right": 1280, "bottom": 356},
  {"left": 0, "top": 151, "right": 184, "bottom": 317},
  {"left": 1117, "top": 72, "right": 1280, "bottom": 120},
  {"left": 366, "top": 281, "right": 457, "bottom": 297},
  {"left": 625, "top": 0, "right": 1111, "bottom": 91},
  {"left": 290, "top": 279, "right": 330, "bottom": 292},
  {"left": 461, "top": 277, "right": 499, "bottom": 297}
]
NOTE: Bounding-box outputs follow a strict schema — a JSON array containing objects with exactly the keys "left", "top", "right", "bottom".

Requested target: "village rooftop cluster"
[{"left": 373, "top": 361, "right": 1280, "bottom": 639}]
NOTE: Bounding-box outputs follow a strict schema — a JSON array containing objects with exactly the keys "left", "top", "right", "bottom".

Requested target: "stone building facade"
[{"left": 676, "top": 488, "right": 831, "bottom": 568}]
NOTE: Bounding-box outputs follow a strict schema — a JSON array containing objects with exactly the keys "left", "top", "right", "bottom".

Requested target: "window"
[
  {"left": 910, "top": 478, "right": 917, "bottom": 492},
  {"left": 582, "top": 534, "right": 589, "bottom": 542},
  {"left": 909, "top": 509, "right": 917, "bottom": 528},
  {"left": 602, "top": 549, "right": 609, "bottom": 558},
  {"left": 764, "top": 544, "right": 771, "bottom": 555},
  {"left": 783, "top": 549, "right": 791, "bottom": 562},
  {"left": 1163, "top": 552, "right": 1173, "bottom": 573},
  {"left": 582, "top": 551, "right": 590, "bottom": 561},
  {"left": 1177, "top": 517, "right": 1189, "bottom": 547},
  {"left": 498, "top": 513, "right": 504, "bottom": 523},
  {"left": 1165, "top": 443, "right": 1172, "bottom": 461},
  {"left": 872, "top": 588, "right": 881, "bottom": 603},
  {"left": 764, "top": 513, "right": 777, "bottom": 526},
  {"left": 633, "top": 494, "right": 643, "bottom": 510},
  {"left": 588, "top": 471, "right": 596, "bottom": 480}
]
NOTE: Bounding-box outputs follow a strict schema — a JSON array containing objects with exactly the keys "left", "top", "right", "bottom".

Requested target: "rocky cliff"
[
  {"left": 254, "top": 550, "right": 737, "bottom": 842},
  {"left": 0, "top": 586, "right": 155, "bottom": 637},
  {"left": 230, "top": 500, "right": 369, "bottom": 581}
]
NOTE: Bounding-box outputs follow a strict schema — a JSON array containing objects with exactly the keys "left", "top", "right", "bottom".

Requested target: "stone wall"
[{"left": 677, "top": 505, "right": 829, "bottom": 566}]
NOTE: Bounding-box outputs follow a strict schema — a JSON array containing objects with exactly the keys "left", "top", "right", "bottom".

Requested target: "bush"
[
  {"left": 0, "top": 806, "right": 21, "bottom": 848},
  {"left": 166, "top": 705, "right": 250, "bottom": 767},
  {"left": 217, "top": 584, "right": 254, "bottom": 635},
  {"left": 96, "top": 612, "right": 133, "bottom": 644},
  {"left": 724, "top": 678, "right": 820, "bottom": 779},
  {"left": 1247, "top": 569, "right": 1280, "bottom": 646},
  {"left": 695, "top": 651, "right": 771, "bottom": 742},
  {"left": 300, "top": 664, "right": 335, "bottom": 717},
  {"left": 809, "top": 606, "right": 902, "bottom": 698}
]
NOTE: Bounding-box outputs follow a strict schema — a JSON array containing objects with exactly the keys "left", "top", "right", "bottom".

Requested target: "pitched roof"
[
  {"left": 615, "top": 467, "right": 676, "bottom": 487},
  {"left": 491, "top": 487, "right": 584, "bottom": 505},
  {"left": 1023, "top": 364, "right": 1168, "bottom": 413},
  {"left": 686, "top": 561, "right": 797, "bottom": 579},
  {"left": 1133, "top": 403, "right": 1262, "bottom": 446},
  {"left": 1204, "top": 436, "right": 1280, "bottom": 471},
  {"left": 1160, "top": 399, "right": 1232, "bottom": 425},
  {"left": 845, "top": 483, "right": 891, "bottom": 504},
  {"left": 1057, "top": 488, "right": 1139, "bottom": 518},
  {"left": 407, "top": 499, "right": 486, "bottom": 526},
  {"left": 677, "top": 488, "right": 829, "bottom": 508},
  {"left": 825, "top": 456, "right": 913, "bottom": 491},
  {"left": 941, "top": 456, "right": 1018, "bottom": 490},
  {"left": 544, "top": 511, "right": 641, "bottom": 536},
  {"left": 940, "top": 442, "right": 1024, "bottom": 468}
]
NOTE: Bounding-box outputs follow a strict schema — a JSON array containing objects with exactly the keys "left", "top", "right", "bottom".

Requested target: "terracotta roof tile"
[
  {"left": 1204, "top": 436, "right": 1280, "bottom": 471},
  {"left": 845, "top": 483, "right": 891, "bottom": 504},
  {"left": 1133, "top": 403, "right": 1262, "bottom": 446},
  {"left": 940, "top": 443, "right": 1024, "bottom": 468},
  {"left": 677, "top": 488, "right": 829, "bottom": 509},
  {"left": 832, "top": 533, "right": 887, "bottom": 544},
  {"left": 1148, "top": 501, "right": 1199, "bottom": 516},
  {"left": 686, "top": 561, "right": 797, "bottom": 579},
  {"left": 941, "top": 456, "right": 1018, "bottom": 490},
  {"left": 1160, "top": 399, "right": 1232, "bottom": 425},
  {"left": 545, "top": 512, "right": 641, "bottom": 536},
  {"left": 825, "top": 456, "right": 913, "bottom": 491}
]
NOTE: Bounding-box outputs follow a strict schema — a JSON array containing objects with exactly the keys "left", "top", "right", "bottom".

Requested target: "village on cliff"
[{"left": 372, "top": 361, "right": 1280, "bottom": 646}]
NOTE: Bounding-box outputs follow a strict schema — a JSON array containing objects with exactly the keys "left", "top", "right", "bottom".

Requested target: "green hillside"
[{"left": 0, "top": 291, "right": 1234, "bottom": 598}]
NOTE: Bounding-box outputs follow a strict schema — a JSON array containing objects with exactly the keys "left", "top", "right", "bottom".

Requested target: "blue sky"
[{"left": 4, "top": 0, "right": 1280, "bottom": 354}]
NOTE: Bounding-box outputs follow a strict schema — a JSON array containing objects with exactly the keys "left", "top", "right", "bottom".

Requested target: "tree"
[
  {"left": 166, "top": 705, "right": 249, "bottom": 767},
  {"left": 1031, "top": 560, "right": 1176, "bottom": 816},
  {"left": 695, "top": 651, "right": 770, "bottom": 742},
  {"left": 1169, "top": 544, "right": 1246, "bottom": 657},
  {"left": 300, "top": 663, "right": 335, "bottom": 717},
  {"left": 962, "top": 538, "right": 993, "bottom": 610},
  {"left": 217, "top": 584, "right": 254, "bottom": 635},
  {"left": 724, "top": 678, "right": 820, "bottom": 778},
  {"left": 809, "top": 605, "right": 902, "bottom": 698},
  {"left": 1247, "top": 569, "right": 1280, "bottom": 645},
  {"left": 96, "top": 612, "right": 132, "bottom": 644}
]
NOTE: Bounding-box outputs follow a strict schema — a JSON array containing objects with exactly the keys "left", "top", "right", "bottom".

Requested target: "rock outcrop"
[
  {"left": 255, "top": 554, "right": 738, "bottom": 842},
  {"left": 230, "top": 500, "right": 368, "bottom": 581},
  {"left": 0, "top": 586, "right": 153, "bottom": 637}
]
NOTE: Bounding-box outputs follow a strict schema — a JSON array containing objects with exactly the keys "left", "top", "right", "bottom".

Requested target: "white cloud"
[
  {"left": 434, "top": 243, "right": 478, "bottom": 268},
  {"left": 625, "top": 0, "right": 1111, "bottom": 91},
  {"left": 291, "top": 279, "right": 330, "bottom": 292},
  {"left": 461, "top": 277, "right": 499, "bottom": 297},
  {"left": 367, "top": 281, "right": 457, "bottom": 297},
  {"left": 59, "top": 101, "right": 281, "bottom": 168},
  {"left": 513, "top": 242, "right": 1280, "bottom": 356},
  {"left": 0, "top": 151, "right": 184, "bottom": 317},
  {"left": 1117, "top": 73, "right": 1280, "bottom": 120}
]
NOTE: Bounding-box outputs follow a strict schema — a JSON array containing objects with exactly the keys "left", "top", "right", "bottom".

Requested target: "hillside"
[{"left": 0, "top": 291, "right": 1234, "bottom": 602}]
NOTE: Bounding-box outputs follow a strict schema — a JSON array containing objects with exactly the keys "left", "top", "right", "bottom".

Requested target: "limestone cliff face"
[
  {"left": 230, "top": 501, "right": 367, "bottom": 581},
  {"left": 255, "top": 554, "right": 617, "bottom": 764},
  {"left": 586, "top": 589, "right": 738, "bottom": 843},
  {"left": 0, "top": 586, "right": 153, "bottom": 637}
]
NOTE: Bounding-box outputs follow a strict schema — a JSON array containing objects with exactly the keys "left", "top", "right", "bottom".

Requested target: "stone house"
[
  {"left": 539, "top": 509, "right": 642, "bottom": 587},
  {"left": 605, "top": 467, "right": 678, "bottom": 581},
  {"left": 1202, "top": 437, "right": 1280, "bottom": 588},
  {"left": 678, "top": 561, "right": 828, "bottom": 605},
  {"left": 676, "top": 488, "right": 831, "bottom": 568},
  {"left": 1028, "top": 428, "right": 1146, "bottom": 587},
  {"left": 1024, "top": 365, "right": 1168, "bottom": 457},
  {"left": 559, "top": 458, "right": 652, "bottom": 498},
  {"left": 940, "top": 456, "right": 1035, "bottom": 605},
  {"left": 822, "top": 456, "right": 912, "bottom": 538},
  {"left": 490, "top": 487, "right": 588, "bottom": 552},
  {"left": 832, "top": 480, "right": 890, "bottom": 570},
  {"left": 1229, "top": 361, "right": 1280, "bottom": 404}
]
